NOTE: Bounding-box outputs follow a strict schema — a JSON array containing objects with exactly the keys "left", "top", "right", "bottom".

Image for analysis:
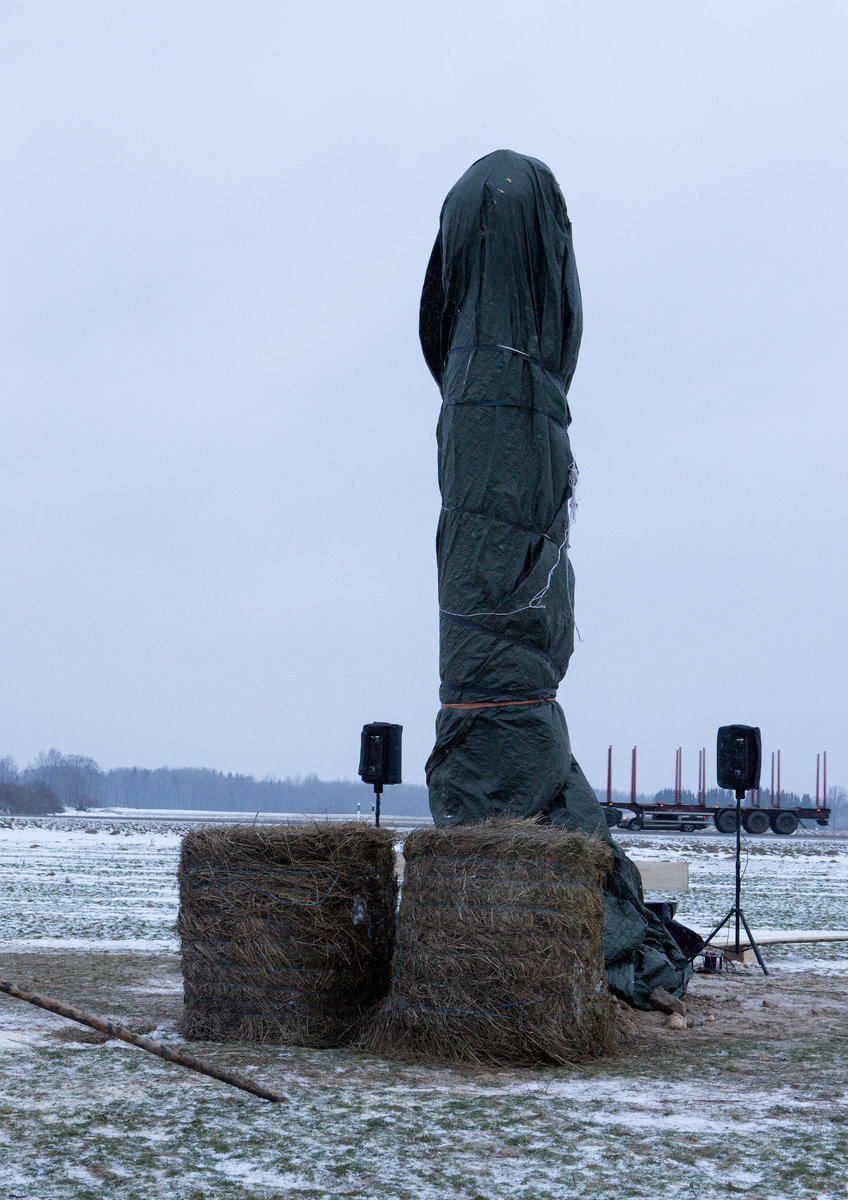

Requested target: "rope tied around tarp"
[
  {"left": 446, "top": 342, "right": 569, "bottom": 403},
  {"left": 441, "top": 697, "right": 556, "bottom": 710}
]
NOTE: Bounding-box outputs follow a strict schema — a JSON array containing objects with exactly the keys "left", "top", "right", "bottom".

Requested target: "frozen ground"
[{"left": 1, "top": 816, "right": 846, "bottom": 1199}]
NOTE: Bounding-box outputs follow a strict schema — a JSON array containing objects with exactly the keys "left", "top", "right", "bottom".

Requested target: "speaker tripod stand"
[{"left": 697, "top": 787, "right": 768, "bottom": 975}]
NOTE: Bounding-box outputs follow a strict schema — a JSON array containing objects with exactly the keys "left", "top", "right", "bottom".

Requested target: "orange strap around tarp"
[{"left": 440, "top": 697, "right": 556, "bottom": 711}]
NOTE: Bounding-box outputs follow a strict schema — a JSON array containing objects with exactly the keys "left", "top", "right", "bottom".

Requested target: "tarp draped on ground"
[{"left": 420, "top": 149, "right": 692, "bottom": 1008}]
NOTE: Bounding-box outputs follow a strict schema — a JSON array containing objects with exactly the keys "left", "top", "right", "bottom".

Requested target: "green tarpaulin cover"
[{"left": 420, "top": 149, "right": 692, "bottom": 1008}]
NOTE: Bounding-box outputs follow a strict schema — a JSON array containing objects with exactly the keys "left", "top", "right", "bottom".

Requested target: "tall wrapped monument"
[{"left": 420, "top": 150, "right": 692, "bottom": 1007}]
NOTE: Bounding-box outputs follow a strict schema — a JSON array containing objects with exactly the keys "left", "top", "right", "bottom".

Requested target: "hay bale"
[
  {"left": 178, "top": 823, "right": 397, "bottom": 1046},
  {"left": 362, "top": 822, "right": 614, "bottom": 1065}
]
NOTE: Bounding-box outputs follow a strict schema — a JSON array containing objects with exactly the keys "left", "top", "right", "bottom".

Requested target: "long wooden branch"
[{"left": 0, "top": 977, "right": 281, "bottom": 1102}]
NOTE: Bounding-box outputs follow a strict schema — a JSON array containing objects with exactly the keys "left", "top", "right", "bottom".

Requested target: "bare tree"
[
  {"left": 0, "top": 782, "right": 61, "bottom": 815},
  {"left": 24, "top": 749, "right": 103, "bottom": 809},
  {"left": 0, "top": 756, "right": 18, "bottom": 784},
  {"left": 828, "top": 785, "right": 848, "bottom": 830}
]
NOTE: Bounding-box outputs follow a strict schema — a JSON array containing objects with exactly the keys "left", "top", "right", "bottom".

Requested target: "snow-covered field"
[
  {"left": 4, "top": 817, "right": 846, "bottom": 969},
  {"left": 618, "top": 828, "right": 848, "bottom": 973},
  {"left": 1, "top": 815, "right": 846, "bottom": 1199}
]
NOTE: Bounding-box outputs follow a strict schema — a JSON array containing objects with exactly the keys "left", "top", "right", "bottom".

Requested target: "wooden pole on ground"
[{"left": 0, "top": 978, "right": 281, "bottom": 1103}]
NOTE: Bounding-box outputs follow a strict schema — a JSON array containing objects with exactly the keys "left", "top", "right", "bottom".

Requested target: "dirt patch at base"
[
  {"left": 2, "top": 947, "right": 846, "bottom": 1089},
  {"left": 616, "top": 966, "right": 844, "bottom": 1042}
]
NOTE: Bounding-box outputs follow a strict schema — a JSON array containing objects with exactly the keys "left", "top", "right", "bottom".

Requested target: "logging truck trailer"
[{"left": 601, "top": 802, "right": 831, "bottom": 836}]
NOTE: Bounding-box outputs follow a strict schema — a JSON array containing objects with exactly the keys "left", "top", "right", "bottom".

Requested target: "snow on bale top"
[
  {"left": 361, "top": 821, "right": 615, "bottom": 1066},
  {"left": 178, "top": 822, "right": 397, "bottom": 1047}
]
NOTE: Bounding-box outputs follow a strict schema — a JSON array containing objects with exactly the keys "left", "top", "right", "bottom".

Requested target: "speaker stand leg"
[{"left": 697, "top": 907, "right": 768, "bottom": 976}]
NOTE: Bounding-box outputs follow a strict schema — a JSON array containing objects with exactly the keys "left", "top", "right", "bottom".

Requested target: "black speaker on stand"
[
  {"left": 697, "top": 724, "right": 768, "bottom": 975},
  {"left": 358, "top": 723, "right": 402, "bottom": 826}
]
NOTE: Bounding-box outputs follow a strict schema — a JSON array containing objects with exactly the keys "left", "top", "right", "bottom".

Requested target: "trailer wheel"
[
  {"left": 627, "top": 816, "right": 644, "bottom": 831},
  {"left": 770, "top": 811, "right": 798, "bottom": 836},
  {"left": 743, "top": 809, "right": 770, "bottom": 835},
  {"left": 714, "top": 808, "right": 739, "bottom": 833}
]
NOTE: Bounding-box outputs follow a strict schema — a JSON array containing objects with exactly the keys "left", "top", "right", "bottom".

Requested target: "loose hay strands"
[
  {"left": 178, "top": 823, "right": 397, "bottom": 1047},
  {"left": 362, "top": 822, "right": 614, "bottom": 1066}
]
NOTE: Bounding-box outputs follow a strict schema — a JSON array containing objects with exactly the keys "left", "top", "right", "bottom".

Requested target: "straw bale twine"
[
  {"left": 362, "top": 822, "right": 614, "bottom": 1065},
  {"left": 178, "top": 823, "right": 397, "bottom": 1046}
]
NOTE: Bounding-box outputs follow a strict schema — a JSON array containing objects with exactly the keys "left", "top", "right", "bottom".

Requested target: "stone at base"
[{"left": 649, "top": 986, "right": 688, "bottom": 1015}]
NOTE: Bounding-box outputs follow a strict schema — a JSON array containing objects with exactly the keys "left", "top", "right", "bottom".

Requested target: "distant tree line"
[
  {"left": 0, "top": 750, "right": 97, "bottom": 814},
  {"left": 2, "top": 748, "right": 845, "bottom": 827},
  {"left": 103, "top": 766, "right": 430, "bottom": 816},
  {"left": 0, "top": 750, "right": 430, "bottom": 816}
]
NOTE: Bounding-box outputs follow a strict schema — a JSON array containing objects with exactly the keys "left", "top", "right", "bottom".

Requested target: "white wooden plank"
[{"left": 632, "top": 860, "right": 689, "bottom": 892}]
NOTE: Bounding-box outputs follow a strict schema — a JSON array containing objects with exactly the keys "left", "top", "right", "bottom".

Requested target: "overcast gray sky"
[{"left": 2, "top": 1, "right": 845, "bottom": 796}]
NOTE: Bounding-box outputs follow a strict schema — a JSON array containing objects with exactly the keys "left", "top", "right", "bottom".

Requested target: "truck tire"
[
  {"left": 770, "top": 811, "right": 798, "bottom": 836},
  {"left": 743, "top": 809, "right": 770, "bottom": 835},
  {"left": 715, "top": 808, "right": 739, "bottom": 834},
  {"left": 627, "top": 816, "right": 644, "bottom": 831}
]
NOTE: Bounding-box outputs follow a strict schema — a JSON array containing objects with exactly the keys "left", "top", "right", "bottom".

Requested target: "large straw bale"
[
  {"left": 362, "top": 821, "right": 614, "bottom": 1065},
  {"left": 178, "top": 823, "right": 397, "bottom": 1046}
]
